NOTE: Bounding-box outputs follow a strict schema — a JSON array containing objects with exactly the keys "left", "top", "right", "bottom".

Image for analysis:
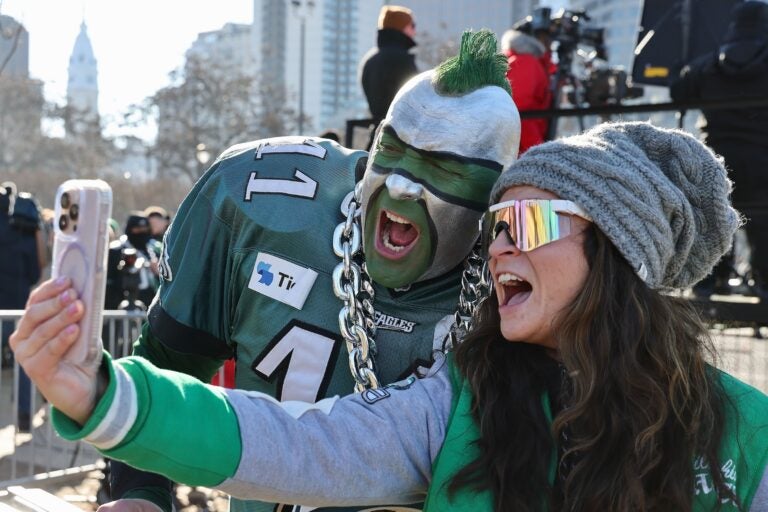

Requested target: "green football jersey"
[{"left": 138, "top": 137, "right": 463, "bottom": 512}]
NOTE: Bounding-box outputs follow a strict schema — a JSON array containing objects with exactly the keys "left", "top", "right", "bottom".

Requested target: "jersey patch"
[
  {"left": 373, "top": 310, "right": 417, "bottom": 333},
  {"left": 248, "top": 253, "right": 318, "bottom": 310},
  {"left": 360, "top": 387, "right": 391, "bottom": 404},
  {"left": 358, "top": 376, "right": 416, "bottom": 405}
]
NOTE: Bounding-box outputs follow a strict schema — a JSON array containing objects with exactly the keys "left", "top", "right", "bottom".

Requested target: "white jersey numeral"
[
  {"left": 255, "top": 139, "right": 327, "bottom": 160},
  {"left": 243, "top": 169, "right": 318, "bottom": 200},
  {"left": 252, "top": 324, "right": 337, "bottom": 403},
  {"left": 245, "top": 139, "right": 326, "bottom": 201}
]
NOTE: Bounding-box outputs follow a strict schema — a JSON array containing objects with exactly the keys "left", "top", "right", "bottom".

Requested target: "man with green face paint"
[
  {"left": 362, "top": 62, "right": 519, "bottom": 287},
  {"left": 98, "top": 30, "right": 520, "bottom": 512}
]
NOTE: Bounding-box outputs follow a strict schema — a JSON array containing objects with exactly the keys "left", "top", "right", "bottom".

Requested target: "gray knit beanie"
[{"left": 491, "top": 121, "right": 741, "bottom": 290}]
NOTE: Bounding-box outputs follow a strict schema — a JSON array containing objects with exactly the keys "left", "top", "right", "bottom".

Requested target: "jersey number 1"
[{"left": 252, "top": 322, "right": 339, "bottom": 403}]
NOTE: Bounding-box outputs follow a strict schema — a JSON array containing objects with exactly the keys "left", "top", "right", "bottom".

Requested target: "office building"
[
  {"left": 0, "top": 14, "right": 29, "bottom": 78},
  {"left": 67, "top": 21, "right": 100, "bottom": 133}
]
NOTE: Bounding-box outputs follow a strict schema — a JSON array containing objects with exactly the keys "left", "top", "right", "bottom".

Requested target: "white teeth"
[
  {"left": 498, "top": 273, "right": 525, "bottom": 284},
  {"left": 385, "top": 211, "right": 410, "bottom": 224},
  {"left": 382, "top": 232, "right": 404, "bottom": 252}
]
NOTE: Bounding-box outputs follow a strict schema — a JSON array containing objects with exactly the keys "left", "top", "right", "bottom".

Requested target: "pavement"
[{"left": 0, "top": 370, "right": 101, "bottom": 481}]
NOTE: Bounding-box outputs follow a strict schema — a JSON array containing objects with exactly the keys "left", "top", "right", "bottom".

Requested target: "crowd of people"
[
  {"left": 0, "top": 188, "right": 171, "bottom": 430},
  {"left": 4, "top": 4, "right": 768, "bottom": 512},
  {"left": 104, "top": 207, "right": 169, "bottom": 311}
]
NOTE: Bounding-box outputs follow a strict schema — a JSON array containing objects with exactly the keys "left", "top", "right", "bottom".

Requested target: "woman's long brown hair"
[{"left": 450, "top": 225, "right": 738, "bottom": 511}]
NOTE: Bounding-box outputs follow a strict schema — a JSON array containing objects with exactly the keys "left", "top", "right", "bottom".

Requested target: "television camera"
[
  {"left": 520, "top": 6, "right": 607, "bottom": 61},
  {"left": 515, "top": 7, "right": 644, "bottom": 107}
]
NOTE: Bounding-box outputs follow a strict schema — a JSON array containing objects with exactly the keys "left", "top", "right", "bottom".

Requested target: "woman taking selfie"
[{"left": 11, "top": 122, "right": 768, "bottom": 511}]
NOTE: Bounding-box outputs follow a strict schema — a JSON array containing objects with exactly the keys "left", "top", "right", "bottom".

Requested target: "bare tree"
[
  {"left": 105, "top": 175, "right": 191, "bottom": 228},
  {"left": 415, "top": 29, "right": 460, "bottom": 70},
  {"left": 0, "top": 75, "right": 44, "bottom": 172},
  {"left": 0, "top": 76, "right": 117, "bottom": 216},
  {"left": 129, "top": 54, "right": 299, "bottom": 182}
]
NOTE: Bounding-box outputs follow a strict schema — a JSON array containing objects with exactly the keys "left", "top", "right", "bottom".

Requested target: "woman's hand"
[{"left": 9, "top": 277, "right": 100, "bottom": 425}]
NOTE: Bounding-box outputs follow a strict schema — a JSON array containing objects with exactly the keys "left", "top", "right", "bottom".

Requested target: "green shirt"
[{"left": 425, "top": 362, "right": 768, "bottom": 511}]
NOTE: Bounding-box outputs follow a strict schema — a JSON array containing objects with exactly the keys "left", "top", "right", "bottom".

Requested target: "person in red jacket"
[{"left": 501, "top": 28, "right": 553, "bottom": 154}]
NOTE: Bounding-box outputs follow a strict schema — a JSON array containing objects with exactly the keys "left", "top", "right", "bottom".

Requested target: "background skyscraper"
[
  {"left": 394, "top": 0, "right": 541, "bottom": 43},
  {"left": 252, "top": 0, "right": 380, "bottom": 135},
  {"left": 0, "top": 14, "right": 30, "bottom": 78}
]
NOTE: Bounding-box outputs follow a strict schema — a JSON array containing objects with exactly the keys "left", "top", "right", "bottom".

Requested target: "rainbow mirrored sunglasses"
[{"left": 480, "top": 199, "right": 592, "bottom": 257}]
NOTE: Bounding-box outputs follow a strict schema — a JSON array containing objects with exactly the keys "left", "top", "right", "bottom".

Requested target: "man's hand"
[
  {"left": 97, "top": 499, "right": 164, "bottom": 512},
  {"left": 9, "top": 277, "right": 100, "bottom": 424}
]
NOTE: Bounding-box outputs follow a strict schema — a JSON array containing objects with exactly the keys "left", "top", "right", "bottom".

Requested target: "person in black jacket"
[
  {"left": 360, "top": 5, "right": 418, "bottom": 149},
  {"left": 670, "top": 0, "right": 768, "bottom": 298},
  {"left": 0, "top": 183, "right": 42, "bottom": 431}
]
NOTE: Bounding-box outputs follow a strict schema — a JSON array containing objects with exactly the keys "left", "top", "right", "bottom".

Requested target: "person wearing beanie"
[
  {"left": 13, "top": 30, "right": 522, "bottom": 512},
  {"left": 13, "top": 120, "right": 768, "bottom": 510},
  {"left": 359, "top": 5, "right": 418, "bottom": 149},
  {"left": 670, "top": 0, "right": 768, "bottom": 299}
]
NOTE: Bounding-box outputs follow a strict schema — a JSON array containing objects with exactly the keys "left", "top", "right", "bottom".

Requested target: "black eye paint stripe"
[
  {"left": 371, "top": 163, "right": 488, "bottom": 212},
  {"left": 383, "top": 125, "right": 504, "bottom": 173}
]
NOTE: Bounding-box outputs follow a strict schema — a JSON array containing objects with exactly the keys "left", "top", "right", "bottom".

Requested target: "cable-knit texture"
[{"left": 491, "top": 122, "right": 741, "bottom": 290}]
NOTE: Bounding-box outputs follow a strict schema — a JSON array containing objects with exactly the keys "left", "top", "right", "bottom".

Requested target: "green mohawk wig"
[
  {"left": 433, "top": 29, "right": 511, "bottom": 96},
  {"left": 381, "top": 28, "right": 520, "bottom": 170}
]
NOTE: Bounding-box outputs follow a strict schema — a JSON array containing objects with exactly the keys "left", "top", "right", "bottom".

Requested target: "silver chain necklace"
[
  {"left": 445, "top": 247, "right": 491, "bottom": 352},
  {"left": 333, "top": 185, "right": 490, "bottom": 391},
  {"left": 332, "top": 184, "right": 379, "bottom": 392}
]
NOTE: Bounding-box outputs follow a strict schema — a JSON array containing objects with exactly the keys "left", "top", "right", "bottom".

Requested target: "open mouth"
[
  {"left": 497, "top": 272, "right": 533, "bottom": 307},
  {"left": 375, "top": 209, "right": 420, "bottom": 259}
]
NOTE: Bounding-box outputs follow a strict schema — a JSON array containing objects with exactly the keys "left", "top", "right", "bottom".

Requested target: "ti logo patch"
[
  {"left": 248, "top": 252, "right": 318, "bottom": 310},
  {"left": 256, "top": 262, "right": 274, "bottom": 285}
]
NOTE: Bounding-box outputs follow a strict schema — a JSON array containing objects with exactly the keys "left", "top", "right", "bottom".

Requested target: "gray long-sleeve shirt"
[
  {"left": 54, "top": 353, "right": 768, "bottom": 511},
  {"left": 220, "top": 357, "right": 451, "bottom": 506}
]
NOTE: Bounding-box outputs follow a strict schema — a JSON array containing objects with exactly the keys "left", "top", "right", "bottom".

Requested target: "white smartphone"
[{"left": 51, "top": 179, "right": 113, "bottom": 368}]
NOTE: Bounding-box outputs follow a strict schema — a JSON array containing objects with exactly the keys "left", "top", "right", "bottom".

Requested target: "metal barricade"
[
  {"left": 712, "top": 325, "right": 768, "bottom": 394},
  {"left": 0, "top": 309, "right": 145, "bottom": 488}
]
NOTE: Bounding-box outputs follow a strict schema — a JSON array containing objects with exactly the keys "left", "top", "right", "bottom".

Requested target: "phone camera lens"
[
  {"left": 60, "top": 192, "right": 71, "bottom": 209},
  {"left": 59, "top": 214, "right": 69, "bottom": 231},
  {"left": 69, "top": 203, "right": 79, "bottom": 221}
]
